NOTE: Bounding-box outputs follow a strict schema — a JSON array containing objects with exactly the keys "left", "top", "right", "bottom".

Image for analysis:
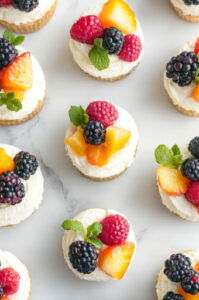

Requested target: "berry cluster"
[
  {"left": 0, "top": 38, "right": 18, "bottom": 70},
  {"left": 0, "top": 267, "right": 20, "bottom": 297},
  {"left": 0, "top": 0, "right": 39, "bottom": 12},
  {"left": 14, "top": 151, "right": 39, "bottom": 180},
  {"left": 163, "top": 291, "right": 183, "bottom": 300},
  {"left": 164, "top": 253, "right": 199, "bottom": 295},
  {"left": 183, "top": 0, "right": 199, "bottom": 4}
]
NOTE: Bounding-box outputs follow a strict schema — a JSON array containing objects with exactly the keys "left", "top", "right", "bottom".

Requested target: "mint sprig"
[
  {"left": 155, "top": 144, "right": 183, "bottom": 169},
  {"left": 61, "top": 219, "right": 103, "bottom": 248},
  {"left": 0, "top": 92, "right": 22, "bottom": 112},
  {"left": 88, "top": 38, "right": 110, "bottom": 71},
  {"left": 3, "top": 30, "right": 25, "bottom": 46},
  {"left": 69, "top": 106, "right": 89, "bottom": 128},
  {"left": 195, "top": 54, "right": 199, "bottom": 83}
]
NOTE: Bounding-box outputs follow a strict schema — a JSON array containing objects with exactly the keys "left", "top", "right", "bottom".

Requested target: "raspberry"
[
  {"left": 194, "top": 38, "right": 199, "bottom": 55},
  {"left": 0, "top": 268, "right": 20, "bottom": 296},
  {"left": 185, "top": 182, "right": 199, "bottom": 207},
  {"left": 118, "top": 34, "right": 142, "bottom": 62},
  {"left": 70, "top": 15, "right": 103, "bottom": 45},
  {"left": 98, "top": 214, "right": 130, "bottom": 246},
  {"left": 86, "top": 101, "right": 118, "bottom": 128},
  {"left": 0, "top": 0, "right": 12, "bottom": 6}
]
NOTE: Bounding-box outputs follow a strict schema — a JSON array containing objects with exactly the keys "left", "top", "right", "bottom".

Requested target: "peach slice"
[
  {"left": 191, "top": 85, "right": 199, "bottom": 103},
  {"left": 177, "top": 288, "right": 199, "bottom": 300},
  {"left": 0, "top": 148, "right": 15, "bottom": 175},
  {"left": 106, "top": 126, "right": 131, "bottom": 153},
  {"left": 65, "top": 128, "right": 86, "bottom": 157}
]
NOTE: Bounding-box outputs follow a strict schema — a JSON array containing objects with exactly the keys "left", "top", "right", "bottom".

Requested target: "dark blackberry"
[
  {"left": 0, "top": 38, "right": 18, "bottom": 70},
  {"left": 188, "top": 137, "right": 199, "bottom": 158},
  {"left": 0, "top": 284, "right": 3, "bottom": 299},
  {"left": 0, "top": 171, "right": 25, "bottom": 205},
  {"left": 68, "top": 241, "right": 98, "bottom": 274},
  {"left": 183, "top": 0, "right": 199, "bottom": 4},
  {"left": 102, "top": 27, "right": 124, "bottom": 54},
  {"left": 83, "top": 121, "right": 105, "bottom": 145},
  {"left": 181, "top": 158, "right": 199, "bottom": 181},
  {"left": 181, "top": 272, "right": 199, "bottom": 295},
  {"left": 163, "top": 291, "right": 184, "bottom": 300},
  {"left": 164, "top": 253, "right": 192, "bottom": 283},
  {"left": 166, "top": 51, "right": 198, "bottom": 87},
  {"left": 14, "top": 151, "right": 39, "bottom": 180},
  {"left": 13, "top": 0, "right": 39, "bottom": 12}
]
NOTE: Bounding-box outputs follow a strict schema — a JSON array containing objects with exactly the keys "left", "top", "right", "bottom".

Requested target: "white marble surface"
[{"left": 0, "top": 0, "right": 199, "bottom": 299}]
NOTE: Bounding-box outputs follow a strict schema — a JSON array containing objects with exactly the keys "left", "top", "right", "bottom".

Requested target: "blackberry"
[
  {"left": 188, "top": 137, "right": 199, "bottom": 158},
  {"left": 13, "top": 0, "right": 39, "bottom": 12},
  {"left": 0, "top": 171, "right": 25, "bottom": 205},
  {"left": 102, "top": 27, "right": 124, "bottom": 54},
  {"left": 14, "top": 151, "right": 39, "bottom": 180},
  {"left": 0, "top": 284, "right": 3, "bottom": 299},
  {"left": 166, "top": 51, "right": 198, "bottom": 87},
  {"left": 0, "top": 38, "right": 18, "bottom": 70},
  {"left": 181, "top": 272, "right": 199, "bottom": 295},
  {"left": 183, "top": 0, "right": 199, "bottom": 4},
  {"left": 164, "top": 253, "right": 192, "bottom": 283},
  {"left": 68, "top": 241, "right": 98, "bottom": 274},
  {"left": 163, "top": 291, "right": 184, "bottom": 300},
  {"left": 83, "top": 121, "right": 105, "bottom": 145},
  {"left": 181, "top": 158, "right": 199, "bottom": 181}
]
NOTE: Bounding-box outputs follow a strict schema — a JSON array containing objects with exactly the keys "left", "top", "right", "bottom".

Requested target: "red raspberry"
[
  {"left": 194, "top": 38, "right": 199, "bottom": 55},
  {"left": 0, "top": 268, "right": 20, "bottom": 296},
  {"left": 86, "top": 101, "right": 118, "bottom": 128},
  {"left": 185, "top": 182, "right": 199, "bottom": 207},
  {"left": 70, "top": 15, "right": 103, "bottom": 45},
  {"left": 0, "top": 0, "right": 12, "bottom": 6},
  {"left": 98, "top": 214, "right": 130, "bottom": 246},
  {"left": 118, "top": 34, "right": 142, "bottom": 62}
]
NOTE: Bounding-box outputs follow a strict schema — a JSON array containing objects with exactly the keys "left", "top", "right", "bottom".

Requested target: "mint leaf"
[
  {"left": 173, "top": 154, "right": 183, "bottom": 167},
  {"left": 3, "top": 30, "right": 25, "bottom": 46},
  {"left": 87, "top": 237, "right": 103, "bottom": 248},
  {"left": 86, "top": 222, "right": 102, "bottom": 239},
  {"left": 69, "top": 106, "right": 88, "bottom": 127},
  {"left": 155, "top": 145, "right": 174, "bottom": 166},
  {"left": 13, "top": 36, "right": 25, "bottom": 46},
  {"left": 88, "top": 38, "right": 110, "bottom": 71},
  {"left": 196, "top": 66, "right": 199, "bottom": 84},
  {"left": 171, "top": 144, "right": 181, "bottom": 156},
  {"left": 0, "top": 94, "right": 5, "bottom": 106},
  {"left": 61, "top": 219, "right": 84, "bottom": 235},
  {"left": 6, "top": 98, "right": 22, "bottom": 112}
]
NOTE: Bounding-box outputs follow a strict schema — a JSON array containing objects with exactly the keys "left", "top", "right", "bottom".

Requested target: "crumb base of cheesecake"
[{"left": 171, "top": 3, "right": 199, "bottom": 22}]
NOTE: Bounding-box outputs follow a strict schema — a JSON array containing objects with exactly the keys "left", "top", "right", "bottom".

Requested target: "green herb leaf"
[
  {"left": 61, "top": 219, "right": 85, "bottom": 235},
  {"left": 155, "top": 144, "right": 174, "bottom": 167},
  {"left": 196, "top": 66, "right": 199, "bottom": 84},
  {"left": 87, "top": 237, "right": 103, "bottom": 248},
  {"left": 6, "top": 98, "right": 22, "bottom": 112},
  {"left": 69, "top": 106, "right": 89, "bottom": 127},
  {"left": 171, "top": 144, "right": 181, "bottom": 156},
  {"left": 88, "top": 38, "right": 110, "bottom": 71},
  {"left": 173, "top": 154, "right": 183, "bottom": 167},
  {"left": 13, "top": 36, "right": 25, "bottom": 46},
  {"left": 86, "top": 222, "right": 102, "bottom": 239},
  {"left": 0, "top": 94, "right": 5, "bottom": 106},
  {"left": 3, "top": 30, "right": 25, "bottom": 46}
]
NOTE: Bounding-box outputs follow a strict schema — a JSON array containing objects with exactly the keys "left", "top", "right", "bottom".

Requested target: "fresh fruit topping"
[
  {"left": 0, "top": 0, "right": 12, "bottom": 7},
  {"left": 164, "top": 253, "right": 192, "bottom": 283},
  {"left": 191, "top": 85, "right": 199, "bottom": 102},
  {"left": 86, "top": 101, "right": 119, "bottom": 128},
  {"left": 13, "top": 0, "right": 39, "bottom": 12},
  {"left": 189, "top": 137, "right": 199, "bottom": 158},
  {"left": 70, "top": 15, "right": 103, "bottom": 45},
  {"left": 102, "top": 27, "right": 124, "bottom": 55},
  {"left": 65, "top": 128, "right": 87, "bottom": 157},
  {"left": 194, "top": 38, "right": 199, "bottom": 56},
  {"left": 181, "top": 159, "right": 199, "bottom": 182},
  {"left": 98, "top": 241, "right": 135, "bottom": 280},
  {"left": 1, "top": 52, "right": 32, "bottom": 91},
  {"left": 185, "top": 182, "right": 199, "bottom": 208},
  {"left": 0, "top": 148, "right": 15, "bottom": 175},
  {"left": 14, "top": 151, "right": 39, "bottom": 180},
  {"left": 118, "top": 34, "right": 142, "bottom": 62},
  {"left": 183, "top": 0, "right": 199, "bottom": 5},
  {"left": 69, "top": 241, "right": 99, "bottom": 274},
  {"left": 98, "top": 0, "right": 137, "bottom": 35},
  {"left": 106, "top": 126, "right": 131, "bottom": 153},
  {"left": 0, "top": 268, "right": 20, "bottom": 296},
  {"left": 98, "top": 214, "right": 130, "bottom": 246},
  {"left": 0, "top": 92, "right": 22, "bottom": 112},
  {"left": 166, "top": 51, "right": 199, "bottom": 87},
  {"left": 157, "top": 166, "right": 190, "bottom": 196},
  {"left": 0, "top": 38, "right": 18, "bottom": 70},
  {"left": 0, "top": 171, "right": 25, "bottom": 205},
  {"left": 83, "top": 121, "right": 106, "bottom": 145},
  {"left": 178, "top": 287, "right": 199, "bottom": 300},
  {"left": 163, "top": 292, "right": 184, "bottom": 300},
  {"left": 86, "top": 144, "right": 110, "bottom": 167},
  {"left": 194, "top": 262, "right": 199, "bottom": 272},
  {"left": 3, "top": 89, "right": 24, "bottom": 101},
  {"left": 88, "top": 38, "right": 110, "bottom": 71},
  {"left": 181, "top": 273, "right": 199, "bottom": 295}
]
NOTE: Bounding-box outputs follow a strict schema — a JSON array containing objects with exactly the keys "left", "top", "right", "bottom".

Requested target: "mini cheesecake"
[
  {"left": 164, "top": 37, "right": 199, "bottom": 117},
  {"left": 62, "top": 208, "right": 136, "bottom": 281},
  {"left": 170, "top": 0, "right": 199, "bottom": 22},
  {"left": 156, "top": 250, "right": 199, "bottom": 299},
  {"left": 0, "top": 250, "right": 31, "bottom": 299},
  {"left": 0, "top": 0, "right": 57, "bottom": 34},
  {"left": 64, "top": 101, "right": 138, "bottom": 181},
  {"left": 0, "top": 144, "right": 44, "bottom": 226},
  {"left": 69, "top": 0, "right": 144, "bottom": 81},
  {"left": 155, "top": 137, "right": 199, "bottom": 221}
]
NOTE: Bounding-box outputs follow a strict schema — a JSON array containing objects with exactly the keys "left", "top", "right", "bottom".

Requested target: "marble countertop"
[{"left": 0, "top": 0, "right": 199, "bottom": 299}]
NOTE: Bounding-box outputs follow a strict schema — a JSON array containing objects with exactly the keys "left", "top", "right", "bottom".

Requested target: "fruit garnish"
[
  {"left": 98, "top": 0, "right": 137, "bottom": 35},
  {"left": 86, "top": 143, "right": 110, "bottom": 167},
  {"left": 194, "top": 38, "right": 199, "bottom": 56},
  {"left": 1, "top": 52, "right": 32, "bottom": 91},
  {"left": 0, "top": 148, "right": 15, "bottom": 175},
  {"left": 118, "top": 34, "right": 142, "bottom": 62},
  {"left": 185, "top": 182, "right": 199, "bottom": 208},
  {"left": 14, "top": 151, "right": 39, "bottom": 180},
  {"left": 88, "top": 38, "right": 110, "bottom": 71},
  {"left": 177, "top": 288, "right": 199, "bottom": 300},
  {"left": 68, "top": 106, "right": 89, "bottom": 128},
  {"left": 65, "top": 128, "right": 87, "bottom": 157},
  {"left": 4, "top": 89, "right": 24, "bottom": 101},
  {"left": 163, "top": 292, "right": 184, "bottom": 300},
  {"left": 83, "top": 121, "right": 106, "bottom": 145},
  {"left": 98, "top": 241, "right": 135, "bottom": 280},
  {"left": 188, "top": 137, "right": 199, "bottom": 159},
  {"left": 3, "top": 30, "right": 25, "bottom": 47},
  {"left": 181, "top": 159, "right": 199, "bottom": 182},
  {"left": 157, "top": 166, "right": 190, "bottom": 196},
  {"left": 155, "top": 144, "right": 183, "bottom": 169},
  {"left": 102, "top": 27, "right": 124, "bottom": 55},
  {"left": 0, "top": 268, "right": 20, "bottom": 296},
  {"left": 0, "top": 0, "right": 13, "bottom": 7},
  {"left": 0, "top": 92, "right": 22, "bottom": 112},
  {"left": 191, "top": 85, "right": 199, "bottom": 102},
  {"left": 194, "top": 262, "right": 199, "bottom": 272},
  {"left": 13, "top": 0, "right": 39, "bottom": 12}
]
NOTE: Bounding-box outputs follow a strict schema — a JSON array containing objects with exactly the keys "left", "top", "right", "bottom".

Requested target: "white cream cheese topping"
[
  {"left": 171, "top": 0, "right": 199, "bottom": 16},
  {"left": 65, "top": 105, "right": 138, "bottom": 179},
  {"left": 0, "top": 144, "right": 44, "bottom": 226},
  {"left": 62, "top": 208, "right": 136, "bottom": 281}
]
